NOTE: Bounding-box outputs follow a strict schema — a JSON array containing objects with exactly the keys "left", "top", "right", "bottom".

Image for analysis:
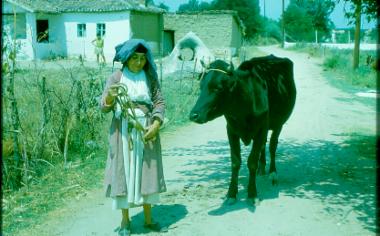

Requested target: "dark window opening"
[
  {"left": 163, "top": 30, "right": 174, "bottom": 56},
  {"left": 96, "top": 23, "right": 106, "bottom": 37},
  {"left": 37, "top": 19, "right": 49, "bottom": 43},
  {"left": 77, "top": 23, "right": 86, "bottom": 37}
]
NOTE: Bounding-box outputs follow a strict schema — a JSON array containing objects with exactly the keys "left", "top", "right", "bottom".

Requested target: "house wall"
[
  {"left": 230, "top": 17, "right": 243, "bottom": 55},
  {"left": 2, "top": 2, "right": 35, "bottom": 60},
  {"left": 3, "top": 3, "right": 70, "bottom": 60},
  {"left": 164, "top": 13, "right": 243, "bottom": 58},
  {"left": 61, "top": 12, "right": 131, "bottom": 61},
  {"left": 130, "top": 11, "right": 163, "bottom": 56},
  {"left": 3, "top": 1, "right": 162, "bottom": 61},
  {"left": 32, "top": 13, "right": 67, "bottom": 59}
]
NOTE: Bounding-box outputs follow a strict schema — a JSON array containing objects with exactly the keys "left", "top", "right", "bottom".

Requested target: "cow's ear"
[
  {"left": 227, "top": 62, "right": 234, "bottom": 75},
  {"left": 200, "top": 59, "right": 209, "bottom": 69}
]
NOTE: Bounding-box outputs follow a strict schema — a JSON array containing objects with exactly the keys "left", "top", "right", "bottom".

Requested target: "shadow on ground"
[
  {"left": 127, "top": 204, "right": 188, "bottom": 234},
  {"left": 163, "top": 133, "right": 377, "bottom": 232}
]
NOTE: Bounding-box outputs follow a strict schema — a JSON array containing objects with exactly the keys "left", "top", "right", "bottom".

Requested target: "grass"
[
  {"left": 161, "top": 71, "right": 199, "bottom": 129},
  {"left": 2, "top": 150, "right": 107, "bottom": 235},
  {"left": 2, "top": 61, "right": 112, "bottom": 234},
  {"left": 287, "top": 43, "right": 377, "bottom": 89}
]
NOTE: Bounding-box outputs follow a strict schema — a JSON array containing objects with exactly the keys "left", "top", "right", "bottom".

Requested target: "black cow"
[{"left": 189, "top": 54, "right": 296, "bottom": 204}]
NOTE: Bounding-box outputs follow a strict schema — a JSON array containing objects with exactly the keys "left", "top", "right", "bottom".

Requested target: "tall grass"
[
  {"left": 2, "top": 60, "right": 113, "bottom": 234},
  {"left": 323, "top": 48, "right": 377, "bottom": 88},
  {"left": 162, "top": 70, "right": 199, "bottom": 129},
  {"left": 288, "top": 43, "right": 377, "bottom": 89}
]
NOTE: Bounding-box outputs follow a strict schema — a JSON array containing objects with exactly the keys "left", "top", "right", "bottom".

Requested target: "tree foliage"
[
  {"left": 337, "top": 0, "right": 377, "bottom": 69},
  {"left": 178, "top": 0, "right": 210, "bottom": 12},
  {"left": 282, "top": 3, "right": 315, "bottom": 42},
  {"left": 339, "top": 0, "right": 378, "bottom": 23},
  {"left": 156, "top": 2, "right": 169, "bottom": 11},
  {"left": 210, "top": 0, "right": 261, "bottom": 38},
  {"left": 282, "top": 0, "right": 335, "bottom": 42}
]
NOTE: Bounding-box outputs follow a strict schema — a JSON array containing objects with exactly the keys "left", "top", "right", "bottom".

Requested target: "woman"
[{"left": 100, "top": 39, "right": 167, "bottom": 236}]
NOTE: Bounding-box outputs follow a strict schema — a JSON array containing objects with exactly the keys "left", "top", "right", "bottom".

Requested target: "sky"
[{"left": 156, "top": 0, "right": 376, "bottom": 29}]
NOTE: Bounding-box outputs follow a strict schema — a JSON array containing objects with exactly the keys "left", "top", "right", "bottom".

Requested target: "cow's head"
[{"left": 189, "top": 59, "right": 239, "bottom": 124}]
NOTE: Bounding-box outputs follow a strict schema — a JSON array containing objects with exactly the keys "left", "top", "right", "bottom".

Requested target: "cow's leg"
[
  {"left": 257, "top": 142, "right": 267, "bottom": 176},
  {"left": 247, "top": 129, "right": 267, "bottom": 204},
  {"left": 269, "top": 127, "right": 282, "bottom": 185},
  {"left": 226, "top": 125, "right": 241, "bottom": 204}
]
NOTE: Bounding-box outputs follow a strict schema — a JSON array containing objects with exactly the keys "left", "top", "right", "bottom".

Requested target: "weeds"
[
  {"left": 288, "top": 44, "right": 377, "bottom": 89},
  {"left": 162, "top": 71, "right": 199, "bottom": 128},
  {"left": 2, "top": 150, "right": 107, "bottom": 235}
]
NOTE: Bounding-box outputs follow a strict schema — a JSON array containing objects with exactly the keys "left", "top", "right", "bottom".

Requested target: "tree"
[
  {"left": 178, "top": 0, "right": 209, "bottom": 12},
  {"left": 339, "top": 0, "right": 377, "bottom": 69},
  {"left": 281, "top": 0, "right": 335, "bottom": 42},
  {"left": 307, "top": 0, "right": 336, "bottom": 41},
  {"left": 282, "top": 3, "right": 315, "bottom": 42},
  {"left": 157, "top": 2, "right": 169, "bottom": 11},
  {"left": 209, "top": 0, "right": 262, "bottom": 38}
]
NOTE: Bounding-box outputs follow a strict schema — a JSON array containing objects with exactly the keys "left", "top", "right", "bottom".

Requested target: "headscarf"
[{"left": 113, "top": 39, "right": 158, "bottom": 80}]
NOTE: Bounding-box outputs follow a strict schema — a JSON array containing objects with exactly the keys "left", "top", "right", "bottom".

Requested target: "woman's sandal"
[
  {"left": 143, "top": 222, "right": 168, "bottom": 232},
  {"left": 118, "top": 223, "right": 131, "bottom": 236}
]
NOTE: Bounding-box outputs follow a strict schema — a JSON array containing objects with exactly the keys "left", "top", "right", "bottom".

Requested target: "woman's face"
[{"left": 126, "top": 52, "right": 147, "bottom": 73}]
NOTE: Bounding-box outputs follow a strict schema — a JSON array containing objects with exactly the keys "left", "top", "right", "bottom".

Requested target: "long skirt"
[{"left": 112, "top": 110, "right": 159, "bottom": 209}]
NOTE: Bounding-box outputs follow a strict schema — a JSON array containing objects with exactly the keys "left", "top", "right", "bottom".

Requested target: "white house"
[{"left": 2, "top": 0, "right": 164, "bottom": 61}]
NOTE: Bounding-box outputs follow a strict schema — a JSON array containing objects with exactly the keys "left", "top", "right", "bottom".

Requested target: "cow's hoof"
[
  {"left": 269, "top": 172, "right": 278, "bottom": 185},
  {"left": 247, "top": 197, "right": 260, "bottom": 206},
  {"left": 225, "top": 197, "right": 237, "bottom": 205}
]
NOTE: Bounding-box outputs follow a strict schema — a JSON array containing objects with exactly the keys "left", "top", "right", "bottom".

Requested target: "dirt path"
[{"left": 20, "top": 45, "right": 377, "bottom": 236}]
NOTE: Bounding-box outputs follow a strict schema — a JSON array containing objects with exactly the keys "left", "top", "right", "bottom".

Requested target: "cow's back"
[{"left": 238, "top": 55, "right": 296, "bottom": 129}]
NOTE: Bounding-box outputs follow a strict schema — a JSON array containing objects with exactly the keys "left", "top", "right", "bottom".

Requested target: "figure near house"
[{"left": 92, "top": 34, "right": 106, "bottom": 64}]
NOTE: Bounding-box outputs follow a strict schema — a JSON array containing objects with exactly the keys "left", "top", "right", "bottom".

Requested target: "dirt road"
[{"left": 20, "top": 45, "right": 377, "bottom": 236}]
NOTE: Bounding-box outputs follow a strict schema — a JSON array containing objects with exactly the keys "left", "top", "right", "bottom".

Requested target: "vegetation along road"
[{"left": 17, "top": 45, "right": 377, "bottom": 236}]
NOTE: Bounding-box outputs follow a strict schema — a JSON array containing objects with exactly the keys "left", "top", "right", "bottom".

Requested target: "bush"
[
  {"left": 323, "top": 56, "right": 340, "bottom": 69},
  {"left": 2, "top": 61, "right": 110, "bottom": 190},
  {"left": 288, "top": 44, "right": 377, "bottom": 89}
]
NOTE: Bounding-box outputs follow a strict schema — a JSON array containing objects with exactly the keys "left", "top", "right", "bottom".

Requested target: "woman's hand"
[
  {"left": 105, "top": 84, "right": 120, "bottom": 105},
  {"left": 144, "top": 119, "right": 161, "bottom": 142}
]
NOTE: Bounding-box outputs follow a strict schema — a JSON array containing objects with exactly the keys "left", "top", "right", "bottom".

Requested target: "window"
[
  {"left": 2, "top": 14, "right": 27, "bottom": 39},
  {"left": 96, "top": 23, "right": 106, "bottom": 37},
  {"left": 36, "top": 20, "right": 49, "bottom": 43},
  {"left": 77, "top": 23, "right": 86, "bottom": 37}
]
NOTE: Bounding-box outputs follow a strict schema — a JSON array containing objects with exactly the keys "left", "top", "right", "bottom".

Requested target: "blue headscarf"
[{"left": 113, "top": 39, "right": 158, "bottom": 80}]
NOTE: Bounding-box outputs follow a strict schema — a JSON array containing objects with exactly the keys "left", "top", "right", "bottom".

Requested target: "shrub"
[{"left": 323, "top": 54, "right": 342, "bottom": 69}]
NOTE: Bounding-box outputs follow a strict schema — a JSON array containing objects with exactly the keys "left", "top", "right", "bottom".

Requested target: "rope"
[
  {"left": 115, "top": 84, "right": 146, "bottom": 149},
  {"left": 199, "top": 68, "right": 228, "bottom": 81}
]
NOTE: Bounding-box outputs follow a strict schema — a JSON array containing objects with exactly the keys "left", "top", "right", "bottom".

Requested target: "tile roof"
[{"left": 5, "top": 0, "right": 164, "bottom": 13}]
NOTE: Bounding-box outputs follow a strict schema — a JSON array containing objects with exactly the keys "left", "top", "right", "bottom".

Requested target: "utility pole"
[
  {"left": 263, "top": 0, "right": 266, "bottom": 18},
  {"left": 281, "top": 0, "right": 285, "bottom": 48},
  {"left": 353, "top": 2, "right": 361, "bottom": 69},
  {"left": 264, "top": 0, "right": 267, "bottom": 44}
]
